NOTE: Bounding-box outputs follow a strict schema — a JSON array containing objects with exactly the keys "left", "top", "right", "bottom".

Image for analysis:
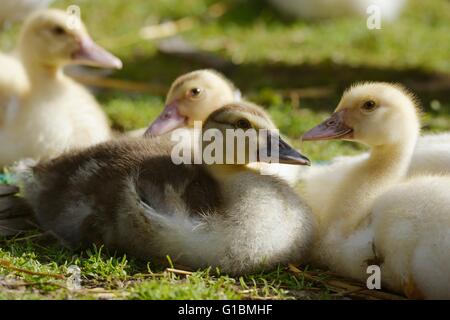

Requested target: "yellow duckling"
[
  {"left": 0, "top": 9, "right": 122, "bottom": 167},
  {"left": 144, "top": 69, "right": 305, "bottom": 185}
]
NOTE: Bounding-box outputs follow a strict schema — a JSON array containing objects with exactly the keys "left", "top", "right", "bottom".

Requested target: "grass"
[
  {"left": 1, "top": 0, "right": 449, "bottom": 299},
  {"left": 0, "top": 236, "right": 333, "bottom": 300}
]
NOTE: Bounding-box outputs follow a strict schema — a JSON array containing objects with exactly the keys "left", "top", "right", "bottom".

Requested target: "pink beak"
[
  {"left": 144, "top": 101, "right": 187, "bottom": 137},
  {"left": 302, "top": 110, "right": 353, "bottom": 141},
  {"left": 72, "top": 35, "right": 122, "bottom": 69}
]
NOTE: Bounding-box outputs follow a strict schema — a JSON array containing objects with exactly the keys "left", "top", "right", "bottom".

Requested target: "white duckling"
[
  {"left": 301, "top": 83, "right": 420, "bottom": 283},
  {"left": 0, "top": 9, "right": 122, "bottom": 167},
  {"left": 304, "top": 83, "right": 450, "bottom": 299},
  {"left": 269, "top": 0, "right": 407, "bottom": 21},
  {"left": 371, "top": 175, "right": 450, "bottom": 299},
  {"left": 0, "top": 0, "right": 53, "bottom": 26},
  {"left": 0, "top": 54, "right": 27, "bottom": 127},
  {"left": 144, "top": 69, "right": 304, "bottom": 186},
  {"left": 144, "top": 69, "right": 240, "bottom": 136},
  {"left": 301, "top": 84, "right": 450, "bottom": 204},
  {"left": 6, "top": 102, "right": 314, "bottom": 274}
]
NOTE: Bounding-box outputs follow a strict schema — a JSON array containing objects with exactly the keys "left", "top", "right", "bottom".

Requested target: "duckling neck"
[
  {"left": 320, "top": 138, "right": 417, "bottom": 236},
  {"left": 205, "top": 164, "right": 255, "bottom": 181},
  {"left": 20, "top": 51, "right": 65, "bottom": 86}
]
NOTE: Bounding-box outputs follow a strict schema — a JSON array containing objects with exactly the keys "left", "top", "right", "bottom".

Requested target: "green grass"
[
  {"left": 0, "top": 236, "right": 332, "bottom": 300},
  {"left": 1, "top": 0, "right": 449, "bottom": 299}
]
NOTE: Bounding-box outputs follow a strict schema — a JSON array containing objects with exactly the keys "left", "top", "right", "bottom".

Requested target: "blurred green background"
[{"left": 2, "top": 0, "right": 449, "bottom": 160}]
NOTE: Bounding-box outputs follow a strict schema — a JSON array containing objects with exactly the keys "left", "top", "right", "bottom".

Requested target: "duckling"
[
  {"left": 407, "top": 140, "right": 450, "bottom": 176},
  {"left": 269, "top": 0, "right": 407, "bottom": 21},
  {"left": 0, "top": 53, "right": 28, "bottom": 127},
  {"left": 301, "top": 84, "right": 450, "bottom": 204},
  {"left": 301, "top": 82, "right": 420, "bottom": 282},
  {"left": 6, "top": 102, "right": 313, "bottom": 274},
  {"left": 144, "top": 69, "right": 304, "bottom": 186},
  {"left": 144, "top": 69, "right": 240, "bottom": 136},
  {"left": 371, "top": 175, "right": 450, "bottom": 299},
  {"left": 0, "top": 0, "right": 52, "bottom": 26},
  {"left": 0, "top": 9, "right": 122, "bottom": 167}
]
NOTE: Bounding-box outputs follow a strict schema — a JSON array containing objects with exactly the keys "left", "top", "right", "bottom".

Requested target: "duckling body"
[
  {"left": 304, "top": 138, "right": 415, "bottom": 281},
  {"left": 372, "top": 176, "right": 450, "bottom": 299},
  {"left": 303, "top": 83, "right": 450, "bottom": 298},
  {"left": 0, "top": 9, "right": 122, "bottom": 167},
  {"left": 303, "top": 135, "right": 450, "bottom": 192},
  {"left": 0, "top": 53, "right": 28, "bottom": 126},
  {"left": 407, "top": 142, "right": 450, "bottom": 176},
  {"left": 302, "top": 83, "right": 419, "bottom": 282},
  {"left": 11, "top": 102, "right": 314, "bottom": 274},
  {"left": 0, "top": 74, "right": 111, "bottom": 166}
]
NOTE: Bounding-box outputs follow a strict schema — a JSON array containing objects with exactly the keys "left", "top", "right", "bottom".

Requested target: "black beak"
[
  {"left": 259, "top": 132, "right": 311, "bottom": 166},
  {"left": 278, "top": 137, "right": 311, "bottom": 165}
]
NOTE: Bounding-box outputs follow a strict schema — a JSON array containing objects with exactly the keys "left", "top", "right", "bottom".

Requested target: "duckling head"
[
  {"left": 145, "top": 70, "right": 239, "bottom": 136},
  {"left": 19, "top": 9, "right": 122, "bottom": 71},
  {"left": 303, "top": 82, "right": 421, "bottom": 147},
  {"left": 202, "top": 101, "right": 310, "bottom": 166}
]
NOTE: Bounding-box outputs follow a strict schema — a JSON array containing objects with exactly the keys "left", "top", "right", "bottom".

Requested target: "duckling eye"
[
  {"left": 361, "top": 100, "right": 377, "bottom": 112},
  {"left": 236, "top": 119, "right": 251, "bottom": 130},
  {"left": 187, "top": 88, "right": 203, "bottom": 99},
  {"left": 52, "top": 26, "right": 67, "bottom": 36}
]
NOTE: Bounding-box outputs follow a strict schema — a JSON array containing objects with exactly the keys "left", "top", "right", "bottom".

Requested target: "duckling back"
[
  {"left": 372, "top": 175, "right": 450, "bottom": 299},
  {"left": 16, "top": 137, "right": 213, "bottom": 245}
]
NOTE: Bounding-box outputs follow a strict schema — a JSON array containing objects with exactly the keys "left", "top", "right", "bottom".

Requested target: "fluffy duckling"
[
  {"left": 144, "top": 69, "right": 304, "bottom": 186},
  {"left": 301, "top": 83, "right": 450, "bottom": 205},
  {"left": 371, "top": 175, "right": 450, "bottom": 299},
  {"left": 144, "top": 69, "right": 239, "bottom": 136},
  {"left": 6, "top": 102, "right": 314, "bottom": 275},
  {"left": 269, "top": 0, "right": 407, "bottom": 21},
  {"left": 0, "top": 52, "right": 28, "bottom": 127},
  {"left": 301, "top": 82, "right": 420, "bottom": 282},
  {"left": 408, "top": 133, "right": 450, "bottom": 176},
  {"left": 0, "top": 9, "right": 122, "bottom": 167}
]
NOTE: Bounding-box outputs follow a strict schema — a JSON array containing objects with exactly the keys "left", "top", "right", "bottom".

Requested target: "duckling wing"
[
  {"left": 136, "top": 162, "right": 222, "bottom": 219},
  {"left": 17, "top": 137, "right": 222, "bottom": 255}
]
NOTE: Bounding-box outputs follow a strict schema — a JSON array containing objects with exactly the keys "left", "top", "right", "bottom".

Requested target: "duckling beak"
[
  {"left": 144, "top": 100, "right": 187, "bottom": 137},
  {"left": 278, "top": 137, "right": 311, "bottom": 166},
  {"left": 72, "top": 35, "right": 123, "bottom": 69},
  {"left": 261, "top": 133, "right": 311, "bottom": 166},
  {"left": 302, "top": 110, "right": 353, "bottom": 141}
]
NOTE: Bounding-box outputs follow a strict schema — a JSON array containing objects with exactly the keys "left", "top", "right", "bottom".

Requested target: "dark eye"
[
  {"left": 188, "top": 88, "right": 203, "bottom": 98},
  {"left": 52, "top": 26, "right": 67, "bottom": 36},
  {"left": 236, "top": 119, "right": 251, "bottom": 130},
  {"left": 362, "top": 100, "right": 377, "bottom": 111}
]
